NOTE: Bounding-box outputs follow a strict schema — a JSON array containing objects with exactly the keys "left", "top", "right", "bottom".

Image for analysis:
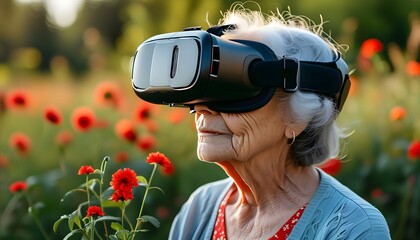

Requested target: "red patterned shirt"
[{"left": 212, "top": 188, "right": 307, "bottom": 240}]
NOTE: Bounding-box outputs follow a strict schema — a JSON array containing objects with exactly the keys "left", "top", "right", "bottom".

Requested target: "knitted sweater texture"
[{"left": 169, "top": 169, "right": 391, "bottom": 240}]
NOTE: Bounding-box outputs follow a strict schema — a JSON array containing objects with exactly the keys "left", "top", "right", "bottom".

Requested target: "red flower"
[
  {"left": 115, "top": 151, "right": 129, "bottom": 164},
  {"left": 146, "top": 152, "right": 174, "bottom": 175},
  {"left": 136, "top": 135, "right": 156, "bottom": 151},
  {"left": 78, "top": 165, "right": 95, "bottom": 175},
  {"left": 319, "top": 158, "right": 342, "bottom": 176},
  {"left": 94, "top": 81, "right": 122, "bottom": 108},
  {"left": 0, "top": 154, "right": 10, "bottom": 168},
  {"left": 348, "top": 76, "right": 358, "bottom": 97},
  {"left": 9, "top": 132, "right": 31, "bottom": 155},
  {"left": 5, "top": 90, "right": 30, "bottom": 110},
  {"left": 406, "top": 61, "right": 420, "bottom": 77},
  {"left": 371, "top": 187, "right": 384, "bottom": 199},
  {"left": 71, "top": 107, "right": 96, "bottom": 132},
  {"left": 360, "top": 38, "right": 383, "bottom": 59},
  {"left": 56, "top": 130, "right": 73, "bottom": 146},
  {"left": 44, "top": 106, "right": 63, "bottom": 125},
  {"left": 110, "top": 168, "right": 139, "bottom": 202},
  {"left": 115, "top": 119, "right": 137, "bottom": 142},
  {"left": 156, "top": 206, "right": 170, "bottom": 219},
  {"left": 134, "top": 102, "right": 153, "bottom": 122},
  {"left": 9, "top": 181, "right": 28, "bottom": 193},
  {"left": 168, "top": 108, "right": 187, "bottom": 124},
  {"left": 389, "top": 106, "right": 406, "bottom": 121},
  {"left": 407, "top": 140, "right": 420, "bottom": 161},
  {"left": 162, "top": 162, "right": 175, "bottom": 176},
  {"left": 86, "top": 205, "right": 105, "bottom": 218}
]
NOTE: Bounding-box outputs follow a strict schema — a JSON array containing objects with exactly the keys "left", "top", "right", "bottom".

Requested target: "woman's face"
[{"left": 194, "top": 97, "right": 289, "bottom": 163}]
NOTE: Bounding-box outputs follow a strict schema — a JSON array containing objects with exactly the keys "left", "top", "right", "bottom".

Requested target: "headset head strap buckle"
[{"left": 283, "top": 57, "right": 300, "bottom": 92}]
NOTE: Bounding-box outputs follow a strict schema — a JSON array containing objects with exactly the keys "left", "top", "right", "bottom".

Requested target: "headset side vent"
[{"left": 210, "top": 46, "right": 220, "bottom": 77}]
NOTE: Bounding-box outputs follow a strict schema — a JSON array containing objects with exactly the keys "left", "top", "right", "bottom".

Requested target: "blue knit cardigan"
[{"left": 169, "top": 169, "right": 391, "bottom": 239}]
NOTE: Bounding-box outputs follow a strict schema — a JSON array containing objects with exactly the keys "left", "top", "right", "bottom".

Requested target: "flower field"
[{"left": 0, "top": 1, "right": 420, "bottom": 239}]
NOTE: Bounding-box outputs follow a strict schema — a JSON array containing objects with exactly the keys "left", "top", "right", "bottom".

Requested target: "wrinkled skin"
[{"left": 194, "top": 97, "right": 320, "bottom": 239}]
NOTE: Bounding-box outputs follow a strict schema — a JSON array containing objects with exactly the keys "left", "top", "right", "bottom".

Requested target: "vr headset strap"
[{"left": 250, "top": 59, "right": 343, "bottom": 95}]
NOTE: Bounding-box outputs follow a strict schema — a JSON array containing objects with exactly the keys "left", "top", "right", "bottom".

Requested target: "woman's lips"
[{"left": 198, "top": 129, "right": 227, "bottom": 135}]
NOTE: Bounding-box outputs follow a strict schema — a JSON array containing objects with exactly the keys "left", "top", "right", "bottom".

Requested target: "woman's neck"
[
  {"left": 217, "top": 153, "right": 319, "bottom": 209},
  {"left": 216, "top": 154, "right": 320, "bottom": 239}
]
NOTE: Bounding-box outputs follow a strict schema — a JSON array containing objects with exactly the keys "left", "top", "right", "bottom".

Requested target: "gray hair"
[{"left": 218, "top": 6, "right": 348, "bottom": 166}]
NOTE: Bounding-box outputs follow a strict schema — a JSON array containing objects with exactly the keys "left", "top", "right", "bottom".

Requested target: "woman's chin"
[{"left": 196, "top": 143, "right": 235, "bottom": 163}]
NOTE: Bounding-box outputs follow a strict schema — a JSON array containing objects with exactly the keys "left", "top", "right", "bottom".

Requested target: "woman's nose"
[{"left": 193, "top": 104, "right": 219, "bottom": 115}]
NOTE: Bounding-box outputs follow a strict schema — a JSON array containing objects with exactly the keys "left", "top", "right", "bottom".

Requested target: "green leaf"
[
  {"left": 115, "top": 229, "right": 131, "bottom": 240},
  {"left": 53, "top": 215, "right": 69, "bottom": 232},
  {"left": 140, "top": 215, "right": 160, "bottom": 229},
  {"left": 102, "top": 186, "right": 114, "bottom": 200},
  {"left": 94, "top": 169, "right": 104, "bottom": 178},
  {"left": 109, "top": 235, "right": 119, "bottom": 240},
  {"left": 63, "top": 229, "right": 84, "bottom": 240},
  {"left": 149, "top": 186, "right": 164, "bottom": 194},
  {"left": 87, "top": 179, "right": 98, "bottom": 191},
  {"left": 102, "top": 199, "right": 125, "bottom": 208},
  {"left": 110, "top": 222, "right": 124, "bottom": 231},
  {"left": 68, "top": 210, "right": 82, "bottom": 230},
  {"left": 78, "top": 178, "right": 99, "bottom": 190},
  {"left": 61, "top": 189, "right": 86, "bottom": 202},
  {"left": 95, "top": 215, "right": 121, "bottom": 223},
  {"left": 137, "top": 176, "right": 148, "bottom": 187}
]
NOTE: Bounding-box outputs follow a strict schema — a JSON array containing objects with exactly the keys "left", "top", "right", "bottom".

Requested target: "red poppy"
[
  {"left": 371, "top": 187, "right": 384, "bottom": 199},
  {"left": 0, "top": 154, "right": 10, "bottom": 168},
  {"left": 360, "top": 38, "right": 383, "bottom": 59},
  {"left": 406, "top": 61, "right": 420, "bottom": 77},
  {"left": 115, "top": 151, "right": 129, "bottom": 164},
  {"left": 78, "top": 165, "right": 95, "bottom": 175},
  {"left": 146, "top": 152, "right": 174, "bottom": 175},
  {"left": 389, "top": 106, "right": 406, "bottom": 121},
  {"left": 348, "top": 76, "right": 358, "bottom": 97},
  {"left": 9, "top": 181, "right": 28, "bottom": 193},
  {"left": 94, "top": 81, "right": 122, "bottom": 108},
  {"left": 5, "top": 90, "right": 30, "bottom": 110},
  {"left": 115, "top": 119, "right": 137, "bottom": 142},
  {"left": 136, "top": 135, "right": 156, "bottom": 151},
  {"left": 134, "top": 102, "right": 153, "bottom": 122},
  {"left": 110, "top": 168, "right": 139, "bottom": 202},
  {"left": 9, "top": 132, "right": 31, "bottom": 155},
  {"left": 168, "top": 108, "right": 187, "bottom": 124},
  {"left": 319, "top": 158, "right": 341, "bottom": 176},
  {"left": 145, "top": 120, "right": 159, "bottom": 133},
  {"left": 86, "top": 205, "right": 105, "bottom": 218},
  {"left": 56, "top": 130, "right": 73, "bottom": 146},
  {"left": 44, "top": 106, "right": 63, "bottom": 125},
  {"left": 71, "top": 107, "right": 96, "bottom": 132},
  {"left": 407, "top": 140, "right": 420, "bottom": 161},
  {"left": 156, "top": 206, "right": 170, "bottom": 219},
  {"left": 162, "top": 162, "right": 175, "bottom": 176}
]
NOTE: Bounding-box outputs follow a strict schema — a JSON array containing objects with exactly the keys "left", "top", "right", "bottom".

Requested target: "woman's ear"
[{"left": 284, "top": 121, "right": 307, "bottom": 139}]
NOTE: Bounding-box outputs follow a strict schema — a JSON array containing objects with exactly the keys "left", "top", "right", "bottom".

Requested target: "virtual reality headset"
[{"left": 131, "top": 24, "right": 351, "bottom": 113}]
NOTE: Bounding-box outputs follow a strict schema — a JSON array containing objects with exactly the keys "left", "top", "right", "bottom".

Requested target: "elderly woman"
[
  {"left": 162, "top": 9, "right": 391, "bottom": 240},
  {"left": 131, "top": 5, "right": 391, "bottom": 240}
]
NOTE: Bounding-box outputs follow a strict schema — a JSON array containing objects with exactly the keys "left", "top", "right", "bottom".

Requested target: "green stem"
[
  {"left": 0, "top": 194, "right": 19, "bottom": 233},
  {"left": 121, "top": 202, "right": 126, "bottom": 230},
  {"left": 99, "top": 157, "right": 109, "bottom": 239},
  {"left": 25, "top": 193, "right": 50, "bottom": 240},
  {"left": 86, "top": 175, "right": 91, "bottom": 207},
  {"left": 90, "top": 218, "right": 95, "bottom": 240},
  {"left": 132, "top": 164, "right": 157, "bottom": 238}
]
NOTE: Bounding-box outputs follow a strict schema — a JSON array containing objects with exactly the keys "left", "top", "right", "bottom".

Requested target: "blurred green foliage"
[{"left": 0, "top": 0, "right": 420, "bottom": 239}]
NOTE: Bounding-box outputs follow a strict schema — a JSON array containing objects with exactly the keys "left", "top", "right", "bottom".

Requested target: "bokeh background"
[{"left": 0, "top": 0, "right": 419, "bottom": 239}]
